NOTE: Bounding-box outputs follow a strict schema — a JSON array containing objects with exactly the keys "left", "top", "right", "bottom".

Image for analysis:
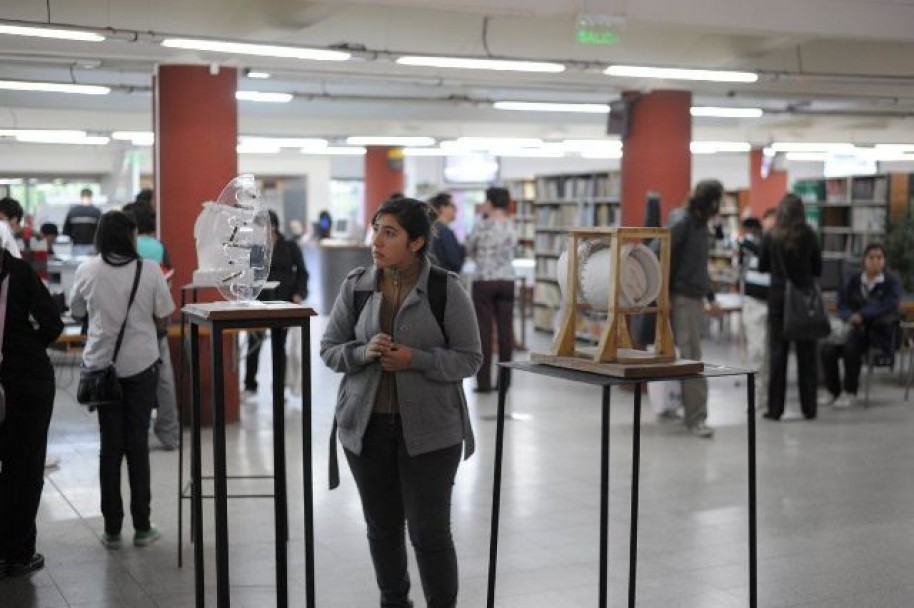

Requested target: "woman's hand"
[
  {"left": 365, "top": 333, "right": 392, "bottom": 362},
  {"left": 380, "top": 343, "right": 413, "bottom": 371}
]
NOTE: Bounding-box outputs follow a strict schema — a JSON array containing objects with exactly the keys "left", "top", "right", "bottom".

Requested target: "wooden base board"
[
  {"left": 572, "top": 346, "right": 676, "bottom": 364},
  {"left": 531, "top": 352, "right": 704, "bottom": 378}
]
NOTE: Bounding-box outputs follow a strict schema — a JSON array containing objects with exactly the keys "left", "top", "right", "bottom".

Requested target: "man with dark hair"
[
  {"left": 63, "top": 187, "right": 101, "bottom": 256},
  {"left": 667, "top": 179, "right": 725, "bottom": 438},
  {"left": 429, "top": 192, "right": 465, "bottom": 273},
  {"left": 0, "top": 197, "right": 25, "bottom": 252}
]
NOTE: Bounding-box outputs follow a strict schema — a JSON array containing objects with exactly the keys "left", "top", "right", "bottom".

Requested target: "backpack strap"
[{"left": 426, "top": 265, "right": 448, "bottom": 341}]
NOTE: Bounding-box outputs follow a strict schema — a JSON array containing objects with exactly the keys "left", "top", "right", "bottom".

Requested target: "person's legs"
[
  {"left": 472, "top": 282, "right": 495, "bottom": 391},
  {"left": 796, "top": 340, "right": 818, "bottom": 419},
  {"left": 820, "top": 343, "right": 844, "bottom": 399},
  {"left": 399, "top": 440, "right": 462, "bottom": 608},
  {"left": 672, "top": 296, "right": 708, "bottom": 429},
  {"left": 767, "top": 311, "right": 788, "bottom": 419},
  {"left": 153, "top": 336, "right": 180, "bottom": 449},
  {"left": 119, "top": 366, "right": 157, "bottom": 533},
  {"left": 244, "top": 330, "right": 265, "bottom": 392},
  {"left": 742, "top": 296, "right": 769, "bottom": 410},
  {"left": 493, "top": 280, "right": 515, "bottom": 388},
  {"left": 345, "top": 416, "right": 411, "bottom": 607},
  {"left": 842, "top": 328, "right": 867, "bottom": 396},
  {"left": 97, "top": 395, "right": 127, "bottom": 536},
  {"left": 0, "top": 373, "right": 54, "bottom": 565}
]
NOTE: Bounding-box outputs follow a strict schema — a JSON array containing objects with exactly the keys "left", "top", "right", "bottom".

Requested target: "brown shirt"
[{"left": 373, "top": 261, "right": 420, "bottom": 414}]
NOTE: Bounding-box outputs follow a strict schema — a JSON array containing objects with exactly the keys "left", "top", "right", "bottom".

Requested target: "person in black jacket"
[
  {"left": 758, "top": 193, "right": 823, "bottom": 420},
  {"left": 820, "top": 243, "right": 901, "bottom": 408},
  {"left": 0, "top": 246, "right": 64, "bottom": 577},
  {"left": 429, "top": 192, "right": 465, "bottom": 273},
  {"left": 244, "top": 210, "right": 309, "bottom": 396}
]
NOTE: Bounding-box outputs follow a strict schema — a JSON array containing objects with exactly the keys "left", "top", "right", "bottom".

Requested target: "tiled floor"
[{"left": 4, "top": 318, "right": 914, "bottom": 607}]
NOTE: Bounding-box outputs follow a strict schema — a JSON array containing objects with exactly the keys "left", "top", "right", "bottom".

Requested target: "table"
[
  {"left": 184, "top": 301, "right": 316, "bottom": 608},
  {"left": 486, "top": 360, "right": 756, "bottom": 608}
]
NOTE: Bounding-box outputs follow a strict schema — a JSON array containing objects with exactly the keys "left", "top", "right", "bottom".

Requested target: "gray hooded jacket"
[{"left": 320, "top": 259, "right": 483, "bottom": 459}]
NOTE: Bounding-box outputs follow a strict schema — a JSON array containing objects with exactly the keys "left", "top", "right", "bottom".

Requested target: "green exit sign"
[{"left": 576, "top": 14, "right": 622, "bottom": 46}]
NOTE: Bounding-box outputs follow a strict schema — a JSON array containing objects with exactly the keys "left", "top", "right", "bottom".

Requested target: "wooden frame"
[{"left": 551, "top": 227, "right": 676, "bottom": 364}]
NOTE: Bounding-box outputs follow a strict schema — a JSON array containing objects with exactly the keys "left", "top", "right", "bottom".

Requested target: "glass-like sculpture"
[{"left": 192, "top": 174, "right": 273, "bottom": 302}]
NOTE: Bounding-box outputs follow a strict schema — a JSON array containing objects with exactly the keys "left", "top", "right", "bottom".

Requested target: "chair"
[{"left": 863, "top": 322, "right": 899, "bottom": 408}]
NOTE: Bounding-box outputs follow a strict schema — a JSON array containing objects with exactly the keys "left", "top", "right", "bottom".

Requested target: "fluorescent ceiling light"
[
  {"left": 345, "top": 136, "right": 435, "bottom": 147},
  {"left": 562, "top": 139, "right": 623, "bottom": 152},
  {"left": 490, "top": 148, "right": 564, "bottom": 158},
  {"left": 237, "top": 143, "right": 280, "bottom": 154},
  {"left": 302, "top": 146, "right": 367, "bottom": 156},
  {"left": 0, "top": 129, "right": 109, "bottom": 145},
  {"left": 112, "top": 131, "right": 154, "bottom": 146},
  {"left": 443, "top": 137, "right": 544, "bottom": 151},
  {"left": 246, "top": 71, "right": 271, "bottom": 79},
  {"left": 874, "top": 144, "right": 914, "bottom": 153},
  {"left": 236, "top": 91, "right": 292, "bottom": 103},
  {"left": 396, "top": 55, "right": 565, "bottom": 73},
  {"left": 605, "top": 65, "right": 758, "bottom": 83},
  {"left": 239, "top": 136, "right": 327, "bottom": 149},
  {"left": 784, "top": 152, "right": 828, "bottom": 161},
  {"left": 161, "top": 38, "right": 350, "bottom": 61},
  {"left": 691, "top": 106, "right": 763, "bottom": 118},
  {"left": 494, "top": 101, "right": 609, "bottom": 113},
  {"left": 403, "top": 147, "right": 450, "bottom": 157},
  {"left": 0, "top": 80, "right": 109, "bottom": 95},
  {"left": 770, "top": 142, "right": 855, "bottom": 152},
  {"left": 690, "top": 141, "right": 751, "bottom": 154},
  {"left": 0, "top": 24, "right": 104, "bottom": 41},
  {"left": 581, "top": 150, "right": 623, "bottom": 160}
]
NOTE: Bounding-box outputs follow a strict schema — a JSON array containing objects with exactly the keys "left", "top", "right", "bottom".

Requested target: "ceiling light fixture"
[
  {"left": 236, "top": 143, "right": 280, "bottom": 154},
  {"left": 239, "top": 136, "right": 327, "bottom": 149},
  {"left": 691, "top": 106, "right": 763, "bottom": 118},
  {"left": 690, "top": 141, "right": 752, "bottom": 154},
  {"left": 494, "top": 101, "right": 609, "bottom": 113},
  {"left": 397, "top": 56, "right": 565, "bottom": 73},
  {"left": 442, "top": 137, "right": 544, "bottom": 151},
  {"left": 112, "top": 131, "right": 154, "bottom": 146},
  {"left": 236, "top": 91, "right": 293, "bottom": 103},
  {"left": 0, "top": 80, "right": 110, "bottom": 95},
  {"left": 0, "top": 129, "right": 109, "bottom": 145},
  {"left": 402, "top": 148, "right": 450, "bottom": 157},
  {"left": 580, "top": 150, "right": 623, "bottom": 159},
  {"left": 0, "top": 24, "right": 105, "bottom": 41},
  {"left": 562, "top": 139, "right": 623, "bottom": 152},
  {"left": 605, "top": 65, "right": 758, "bottom": 83},
  {"left": 302, "top": 146, "right": 367, "bottom": 156},
  {"left": 346, "top": 136, "right": 435, "bottom": 147},
  {"left": 245, "top": 71, "right": 271, "bottom": 79},
  {"left": 770, "top": 142, "right": 855, "bottom": 152},
  {"left": 784, "top": 152, "right": 828, "bottom": 161},
  {"left": 161, "top": 38, "right": 351, "bottom": 62}
]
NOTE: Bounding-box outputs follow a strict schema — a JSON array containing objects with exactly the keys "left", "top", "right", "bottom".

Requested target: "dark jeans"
[
  {"left": 97, "top": 364, "right": 158, "bottom": 535},
  {"left": 472, "top": 280, "right": 514, "bottom": 391},
  {"left": 244, "top": 329, "right": 287, "bottom": 392},
  {"left": 768, "top": 309, "right": 817, "bottom": 419},
  {"left": 0, "top": 369, "right": 54, "bottom": 561},
  {"left": 345, "top": 415, "right": 462, "bottom": 608},
  {"left": 821, "top": 326, "right": 868, "bottom": 397}
]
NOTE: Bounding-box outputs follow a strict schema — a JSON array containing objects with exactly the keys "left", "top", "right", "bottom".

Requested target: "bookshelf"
[
  {"left": 794, "top": 174, "right": 889, "bottom": 261},
  {"left": 531, "top": 171, "right": 622, "bottom": 336},
  {"left": 507, "top": 178, "right": 536, "bottom": 259}
]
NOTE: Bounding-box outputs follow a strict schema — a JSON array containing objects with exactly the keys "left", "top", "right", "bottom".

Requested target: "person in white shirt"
[{"left": 69, "top": 210, "right": 175, "bottom": 549}]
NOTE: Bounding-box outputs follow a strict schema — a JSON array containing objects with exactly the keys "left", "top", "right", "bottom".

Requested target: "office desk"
[{"left": 486, "top": 361, "right": 756, "bottom": 608}]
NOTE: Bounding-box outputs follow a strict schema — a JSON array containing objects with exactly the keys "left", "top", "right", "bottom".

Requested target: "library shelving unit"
[
  {"left": 531, "top": 171, "right": 622, "bottom": 337},
  {"left": 507, "top": 178, "right": 536, "bottom": 259},
  {"left": 794, "top": 174, "right": 890, "bottom": 262}
]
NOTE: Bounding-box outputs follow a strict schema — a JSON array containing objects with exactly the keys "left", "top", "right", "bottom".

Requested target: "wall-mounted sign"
[{"left": 576, "top": 14, "right": 622, "bottom": 46}]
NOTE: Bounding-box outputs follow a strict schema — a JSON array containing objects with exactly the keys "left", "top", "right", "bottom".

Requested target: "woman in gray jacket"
[{"left": 321, "top": 197, "right": 482, "bottom": 608}]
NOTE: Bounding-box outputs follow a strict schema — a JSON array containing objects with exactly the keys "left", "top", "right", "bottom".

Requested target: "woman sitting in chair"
[{"left": 820, "top": 243, "right": 901, "bottom": 408}]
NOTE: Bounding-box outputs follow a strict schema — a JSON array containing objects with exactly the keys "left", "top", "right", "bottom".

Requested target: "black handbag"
[
  {"left": 776, "top": 244, "right": 831, "bottom": 341},
  {"left": 77, "top": 260, "right": 142, "bottom": 410}
]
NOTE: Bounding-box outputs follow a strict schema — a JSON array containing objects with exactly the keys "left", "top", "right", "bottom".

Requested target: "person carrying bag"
[{"left": 76, "top": 260, "right": 141, "bottom": 410}]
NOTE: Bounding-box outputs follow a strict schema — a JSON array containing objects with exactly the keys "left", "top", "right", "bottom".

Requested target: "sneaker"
[
  {"left": 687, "top": 422, "right": 715, "bottom": 438},
  {"left": 100, "top": 532, "right": 121, "bottom": 549},
  {"left": 658, "top": 408, "right": 684, "bottom": 423},
  {"left": 834, "top": 393, "right": 856, "bottom": 409},
  {"left": 133, "top": 526, "right": 161, "bottom": 547},
  {"left": 7, "top": 553, "right": 44, "bottom": 576},
  {"left": 817, "top": 392, "right": 840, "bottom": 408}
]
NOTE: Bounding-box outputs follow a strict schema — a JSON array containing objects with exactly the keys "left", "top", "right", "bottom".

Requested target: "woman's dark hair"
[
  {"left": 428, "top": 192, "right": 454, "bottom": 212},
  {"left": 95, "top": 210, "right": 139, "bottom": 266},
  {"left": 863, "top": 242, "right": 886, "bottom": 259},
  {"left": 687, "top": 180, "right": 724, "bottom": 221},
  {"left": 122, "top": 201, "right": 156, "bottom": 234},
  {"left": 372, "top": 197, "right": 437, "bottom": 256},
  {"left": 485, "top": 187, "right": 510, "bottom": 210},
  {"left": 771, "top": 193, "right": 808, "bottom": 251}
]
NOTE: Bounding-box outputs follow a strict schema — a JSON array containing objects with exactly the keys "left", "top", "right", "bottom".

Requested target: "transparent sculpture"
[
  {"left": 192, "top": 174, "right": 273, "bottom": 302},
  {"left": 556, "top": 238, "right": 662, "bottom": 310}
]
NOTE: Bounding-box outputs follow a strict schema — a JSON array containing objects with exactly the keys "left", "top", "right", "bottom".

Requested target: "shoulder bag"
[
  {"left": 775, "top": 242, "right": 831, "bottom": 341},
  {"left": 0, "top": 254, "right": 8, "bottom": 425},
  {"left": 77, "top": 260, "right": 143, "bottom": 410}
]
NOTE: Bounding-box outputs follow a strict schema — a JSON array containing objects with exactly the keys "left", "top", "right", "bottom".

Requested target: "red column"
[
  {"left": 364, "top": 146, "right": 404, "bottom": 226},
  {"left": 749, "top": 148, "right": 788, "bottom": 217},
  {"left": 620, "top": 90, "right": 692, "bottom": 226},
  {"left": 155, "top": 64, "right": 238, "bottom": 303}
]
